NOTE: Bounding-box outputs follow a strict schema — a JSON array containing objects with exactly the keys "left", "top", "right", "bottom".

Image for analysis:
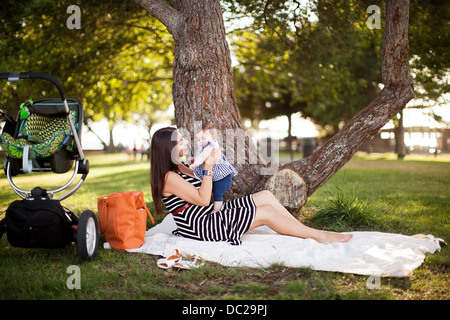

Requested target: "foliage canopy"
[{"left": 0, "top": 0, "right": 173, "bottom": 143}]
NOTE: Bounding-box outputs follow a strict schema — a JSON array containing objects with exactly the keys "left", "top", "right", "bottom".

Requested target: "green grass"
[
  {"left": 0, "top": 152, "right": 448, "bottom": 300},
  {"left": 307, "top": 187, "right": 378, "bottom": 232}
]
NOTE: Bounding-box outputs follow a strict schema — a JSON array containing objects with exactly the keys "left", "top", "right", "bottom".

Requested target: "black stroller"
[{"left": 0, "top": 72, "right": 99, "bottom": 260}]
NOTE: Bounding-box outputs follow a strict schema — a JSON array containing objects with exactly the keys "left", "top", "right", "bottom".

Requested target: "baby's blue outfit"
[{"left": 193, "top": 141, "right": 238, "bottom": 202}]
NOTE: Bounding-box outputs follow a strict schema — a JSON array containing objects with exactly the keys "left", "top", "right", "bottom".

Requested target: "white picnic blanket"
[{"left": 127, "top": 214, "right": 444, "bottom": 277}]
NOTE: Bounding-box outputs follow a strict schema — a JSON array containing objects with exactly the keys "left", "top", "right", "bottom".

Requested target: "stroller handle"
[{"left": 0, "top": 72, "right": 66, "bottom": 100}]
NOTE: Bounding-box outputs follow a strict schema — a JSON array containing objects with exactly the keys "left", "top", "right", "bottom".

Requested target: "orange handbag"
[{"left": 97, "top": 191, "right": 154, "bottom": 250}]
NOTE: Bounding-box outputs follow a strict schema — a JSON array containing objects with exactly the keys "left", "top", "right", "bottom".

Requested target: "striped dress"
[{"left": 162, "top": 172, "right": 256, "bottom": 245}]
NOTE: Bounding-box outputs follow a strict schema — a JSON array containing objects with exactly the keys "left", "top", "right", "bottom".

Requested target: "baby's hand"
[
  {"left": 189, "top": 164, "right": 196, "bottom": 170},
  {"left": 204, "top": 148, "right": 220, "bottom": 167}
]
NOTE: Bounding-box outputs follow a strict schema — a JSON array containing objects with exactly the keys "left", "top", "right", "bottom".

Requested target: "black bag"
[{"left": 1, "top": 197, "right": 73, "bottom": 249}]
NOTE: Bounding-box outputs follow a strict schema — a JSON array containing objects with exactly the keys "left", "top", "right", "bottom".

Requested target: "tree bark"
[
  {"left": 133, "top": 0, "right": 266, "bottom": 198},
  {"left": 133, "top": 0, "right": 415, "bottom": 214}
]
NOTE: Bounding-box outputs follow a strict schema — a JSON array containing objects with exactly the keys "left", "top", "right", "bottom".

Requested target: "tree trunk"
[
  {"left": 133, "top": 0, "right": 266, "bottom": 198},
  {"left": 107, "top": 127, "right": 115, "bottom": 153},
  {"left": 287, "top": 113, "right": 294, "bottom": 161},
  {"left": 395, "top": 110, "right": 407, "bottom": 159},
  {"left": 133, "top": 0, "right": 414, "bottom": 213}
]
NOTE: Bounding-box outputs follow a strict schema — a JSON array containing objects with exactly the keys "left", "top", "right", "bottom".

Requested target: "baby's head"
[{"left": 196, "top": 121, "right": 217, "bottom": 147}]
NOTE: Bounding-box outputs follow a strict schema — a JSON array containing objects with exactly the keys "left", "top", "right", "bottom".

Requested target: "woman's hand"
[{"left": 203, "top": 148, "right": 220, "bottom": 170}]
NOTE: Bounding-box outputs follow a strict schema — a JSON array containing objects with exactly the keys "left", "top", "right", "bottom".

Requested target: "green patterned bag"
[{"left": 0, "top": 111, "right": 77, "bottom": 160}]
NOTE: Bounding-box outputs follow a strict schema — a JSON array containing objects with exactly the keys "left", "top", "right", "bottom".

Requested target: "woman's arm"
[
  {"left": 191, "top": 145, "right": 214, "bottom": 168},
  {"left": 163, "top": 171, "right": 213, "bottom": 206},
  {"left": 163, "top": 149, "right": 218, "bottom": 206}
]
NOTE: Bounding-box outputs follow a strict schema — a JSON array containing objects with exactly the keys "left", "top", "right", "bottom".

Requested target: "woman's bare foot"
[{"left": 314, "top": 231, "right": 353, "bottom": 244}]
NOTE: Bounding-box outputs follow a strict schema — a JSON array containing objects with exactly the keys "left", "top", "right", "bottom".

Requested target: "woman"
[{"left": 150, "top": 127, "right": 352, "bottom": 245}]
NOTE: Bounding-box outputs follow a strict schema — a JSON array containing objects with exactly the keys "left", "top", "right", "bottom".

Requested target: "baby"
[{"left": 189, "top": 121, "right": 238, "bottom": 212}]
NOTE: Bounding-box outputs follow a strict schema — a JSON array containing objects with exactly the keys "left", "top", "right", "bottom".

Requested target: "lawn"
[{"left": 0, "top": 152, "right": 448, "bottom": 300}]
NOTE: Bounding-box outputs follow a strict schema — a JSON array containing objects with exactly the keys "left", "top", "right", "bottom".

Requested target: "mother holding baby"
[{"left": 150, "top": 126, "right": 352, "bottom": 246}]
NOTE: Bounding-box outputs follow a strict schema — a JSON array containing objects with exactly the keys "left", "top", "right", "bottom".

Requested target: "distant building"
[{"left": 359, "top": 127, "right": 450, "bottom": 154}]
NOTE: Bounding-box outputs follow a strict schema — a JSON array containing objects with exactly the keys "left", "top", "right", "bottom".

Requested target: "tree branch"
[
  {"left": 131, "top": 0, "right": 181, "bottom": 37},
  {"left": 382, "top": 0, "right": 413, "bottom": 91},
  {"left": 300, "top": 0, "right": 415, "bottom": 197},
  {"left": 257, "top": 0, "right": 415, "bottom": 212}
]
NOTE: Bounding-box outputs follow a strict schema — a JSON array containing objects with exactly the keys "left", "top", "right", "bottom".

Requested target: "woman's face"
[{"left": 176, "top": 131, "right": 189, "bottom": 157}]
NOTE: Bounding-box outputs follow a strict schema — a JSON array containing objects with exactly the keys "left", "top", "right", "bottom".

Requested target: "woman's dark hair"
[{"left": 150, "top": 127, "right": 178, "bottom": 215}]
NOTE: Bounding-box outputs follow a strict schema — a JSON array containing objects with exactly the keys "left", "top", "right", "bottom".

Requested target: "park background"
[{"left": 0, "top": 0, "right": 448, "bottom": 300}]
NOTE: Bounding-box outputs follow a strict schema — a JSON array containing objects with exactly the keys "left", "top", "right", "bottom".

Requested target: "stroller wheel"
[{"left": 76, "top": 210, "right": 99, "bottom": 260}]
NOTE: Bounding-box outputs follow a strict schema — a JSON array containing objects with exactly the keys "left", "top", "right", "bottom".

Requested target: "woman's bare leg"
[{"left": 249, "top": 190, "right": 352, "bottom": 243}]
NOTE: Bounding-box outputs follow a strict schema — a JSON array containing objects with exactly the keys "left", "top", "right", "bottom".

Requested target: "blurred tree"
[
  {"left": 231, "top": 29, "right": 308, "bottom": 159},
  {"left": 229, "top": 0, "right": 382, "bottom": 137},
  {"left": 0, "top": 0, "right": 173, "bottom": 151},
  {"left": 232, "top": 29, "right": 308, "bottom": 133},
  {"left": 229, "top": 0, "right": 448, "bottom": 158},
  {"left": 409, "top": 0, "right": 450, "bottom": 104}
]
